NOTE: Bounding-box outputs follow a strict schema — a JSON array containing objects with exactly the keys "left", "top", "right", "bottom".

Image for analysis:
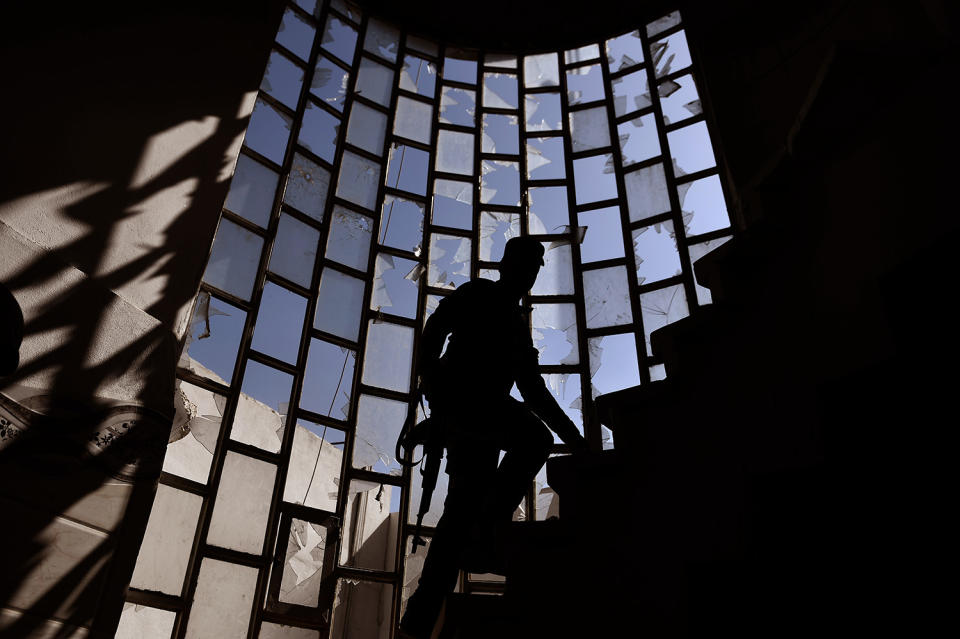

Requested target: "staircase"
[{"left": 435, "top": 39, "right": 955, "bottom": 639}]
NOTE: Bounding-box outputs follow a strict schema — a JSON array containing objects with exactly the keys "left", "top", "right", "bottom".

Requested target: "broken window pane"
[
  {"left": 588, "top": 332, "right": 641, "bottom": 395},
  {"left": 578, "top": 205, "right": 625, "bottom": 263},
  {"left": 301, "top": 338, "right": 356, "bottom": 420},
  {"left": 277, "top": 8, "right": 315, "bottom": 62},
  {"left": 583, "top": 265, "right": 633, "bottom": 328},
  {"left": 639, "top": 284, "right": 689, "bottom": 355},
  {"left": 294, "top": 0, "right": 319, "bottom": 18},
  {"left": 207, "top": 452, "right": 277, "bottom": 553},
  {"left": 346, "top": 101, "right": 387, "bottom": 155},
  {"left": 339, "top": 478, "right": 401, "bottom": 570},
  {"left": 283, "top": 152, "right": 330, "bottom": 222},
  {"left": 355, "top": 57, "right": 394, "bottom": 107},
  {"left": 527, "top": 186, "right": 569, "bottom": 234},
  {"left": 353, "top": 393, "right": 409, "bottom": 474},
  {"left": 618, "top": 112, "right": 661, "bottom": 166},
  {"left": 336, "top": 150, "right": 381, "bottom": 210},
  {"left": 436, "top": 130, "right": 474, "bottom": 176},
  {"left": 606, "top": 29, "right": 645, "bottom": 71},
  {"left": 386, "top": 144, "right": 430, "bottom": 196},
  {"left": 569, "top": 105, "right": 611, "bottom": 152},
  {"left": 330, "top": 579, "right": 395, "bottom": 638},
  {"left": 651, "top": 30, "right": 693, "bottom": 78},
  {"left": 526, "top": 137, "right": 565, "bottom": 180},
  {"left": 130, "top": 484, "right": 202, "bottom": 595},
  {"left": 400, "top": 55, "right": 437, "bottom": 97},
  {"left": 601, "top": 425, "right": 615, "bottom": 450},
  {"left": 632, "top": 220, "right": 682, "bottom": 284},
  {"left": 262, "top": 50, "right": 304, "bottom": 110},
  {"left": 269, "top": 213, "right": 319, "bottom": 288},
  {"left": 277, "top": 517, "right": 333, "bottom": 606},
  {"left": 372, "top": 253, "right": 420, "bottom": 319},
  {"left": 407, "top": 35, "right": 438, "bottom": 58},
  {"left": 573, "top": 154, "right": 618, "bottom": 204},
  {"left": 443, "top": 56, "right": 478, "bottom": 83},
  {"left": 532, "top": 303, "right": 579, "bottom": 365},
  {"left": 115, "top": 603, "right": 176, "bottom": 639},
  {"left": 232, "top": 359, "right": 291, "bottom": 452},
  {"left": 658, "top": 73, "right": 701, "bottom": 125},
  {"left": 245, "top": 97, "right": 292, "bottom": 165},
  {"left": 440, "top": 86, "right": 476, "bottom": 127},
  {"left": 687, "top": 235, "right": 732, "bottom": 305},
  {"left": 611, "top": 69, "right": 651, "bottom": 117},
  {"left": 531, "top": 242, "right": 575, "bottom": 296},
  {"left": 525, "top": 92, "right": 562, "bottom": 131},
  {"left": 393, "top": 95, "right": 433, "bottom": 144},
  {"left": 624, "top": 162, "right": 670, "bottom": 223},
  {"left": 565, "top": 44, "right": 600, "bottom": 64},
  {"left": 310, "top": 55, "right": 350, "bottom": 111},
  {"left": 524, "top": 52, "right": 560, "bottom": 87},
  {"left": 260, "top": 623, "right": 321, "bottom": 639},
  {"left": 181, "top": 292, "right": 245, "bottom": 384},
  {"left": 479, "top": 212, "right": 520, "bottom": 262},
  {"left": 363, "top": 18, "right": 399, "bottom": 62},
  {"left": 225, "top": 154, "right": 278, "bottom": 229},
  {"left": 647, "top": 10, "right": 682, "bottom": 37},
  {"left": 407, "top": 447, "right": 449, "bottom": 528},
  {"left": 479, "top": 267, "right": 499, "bottom": 281},
  {"left": 362, "top": 320, "right": 415, "bottom": 392},
  {"left": 566, "top": 63, "right": 605, "bottom": 105},
  {"left": 326, "top": 206, "right": 373, "bottom": 272},
  {"left": 320, "top": 14, "right": 357, "bottom": 65},
  {"left": 680, "top": 174, "right": 729, "bottom": 236},
  {"left": 183, "top": 559, "right": 258, "bottom": 639},
  {"left": 668, "top": 121, "right": 716, "bottom": 176},
  {"left": 330, "top": 0, "right": 362, "bottom": 22},
  {"left": 251, "top": 283, "right": 307, "bottom": 365},
  {"left": 543, "top": 373, "right": 583, "bottom": 440},
  {"left": 202, "top": 218, "right": 263, "bottom": 301},
  {"left": 485, "top": 53, "right": 517, "bottom": 68},
  {"left": 298, "top": 101, "right": 339, "bottom": 163},
  {"left": 424, "top": 294, "right": 444, "bottom": 325},
  {"left": 379, "top": 195, "right": 424, "bottom": 252},
  {"left": 483, "top": 72, "right": 519, "bottom": 109},
  {"left": 314, "top": 268, "right": 365, "bottom": 341},
  {"left": 482, "top": 113, "right": 519, "bottom": 155},
  {"left": 285, "top": 420, "right": 345, "bottom": 510},
  {"left": 432, "top": 179, "right": 473, "bottom": 229},
  {"left": 166, "top": 380, "right": 222, "bottom": 484},
  {"left": 649, "top": 363, "right": 667, "bottom": 381},
  {"left": 428, "top": 233, "right": 472, "bottom": 289}
]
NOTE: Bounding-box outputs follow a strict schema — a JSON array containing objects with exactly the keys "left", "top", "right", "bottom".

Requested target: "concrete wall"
[{"left": 0, "top": 2, "right": 283, "bottom": 635}]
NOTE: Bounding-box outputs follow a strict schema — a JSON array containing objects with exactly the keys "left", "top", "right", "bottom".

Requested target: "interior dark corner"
[{"left": 0, "top": 0, "right": 955, "bottom": 637}]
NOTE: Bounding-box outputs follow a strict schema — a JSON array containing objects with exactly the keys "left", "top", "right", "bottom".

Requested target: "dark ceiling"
[{"left": 353, "top": 0, "right": 678, "bottom": 53}]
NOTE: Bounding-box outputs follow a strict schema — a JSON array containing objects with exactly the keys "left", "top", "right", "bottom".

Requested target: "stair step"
[{"left": 438, "top": 593, "right": 509, "bottom": 639}]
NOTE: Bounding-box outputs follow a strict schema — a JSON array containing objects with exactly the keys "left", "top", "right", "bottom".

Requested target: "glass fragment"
[
  {"left": 606, "top": 30, "right": 645, "bottom": 71},
  {"left": 611, "top": 69, "right": 651, "bottom": 117},
  {"left": 527, "top": 186, "right": 569, "bottom": 234},
  {"left": 650, "top": 30, "right": 693, "bottom": 78},
  {"left": 632, "top": 221, "right": 681, "bottom": 285},
  {"left": 524, "top": 53, "right": 560, "bottom": 87},
  {"left": 482, "top": 73, "right": 518, "bottom": 109},
  {"left": 687, "top": 235, "right": 732, "bottom": 305},
  {"left": 201, "top": 218, "right": 263, "bottom": 301},
  {"left": 262, "top": 50, "right": 304, "bottom": 110},
  {"left": 566, "top": 63, "right": 605, "bottom": 105},
  {"left": 479, "top": 212, "right": 520, "bottom": 262},
  {"left": 572, "top": 154, "right": 618, "bottom": 204},
  {"left": 393, "top": 96, "right": 433, "bottom": 144},
  {"left": 277, "top": 8, "right": 316, "bottom": 62},
  {"left": 269, "top": 213, "right": 319, "bottom": 288},
  {"left": 336, "top": 150, "right": 381, "bottom": 210},
  {"left": 526, "top": 137, "right": 565, "bottom": 180},
  {"left": 647, "top": 10, "right": 682, "bottom": 37},
  {"left": 207, "top": 452, "right": 277, "bottom": 553},
  {"left": 588, "top": 332, "right": 641, "bottom": 395},
  {"left": 225, "top": 153, "right": 278, "bottom": 228},
  {"left": 639, "top": 284, "right": 689, "bottom": 355},
  {"left": 484, "top": 53, "right": 516, "bottom": 68},
  {"left": 232, "top": 359, "right": 291, "bottom": 452},
  {"left": 624, "top": 163, "right": 670, "bottom": 223},
  {"left": 363, "top": 18, "right": 399, "bottom": 62},
  {"left": 440, "top": 86, "right": 476, "bottom": 127},
  {"left": 480, "top": 160, "right": 521, "bottom": 206},
  {"left": 301, "top": 339, "right": 356, "bottom": 420},
  {"left": 298, "top": 101, "right": 340, "bottom": 163},
  {"left": 577, "top": 206, "right": 625, "bottom": 263},
  {"left": 277, "top": 518, "right": 332, "bottom": 606},
  {"left": 165, "top": 381, "right": 222, "bottom": 484},
  {"left": 668, "top": 121, "right": 716, "bottom": 176},
  {"left": 658, "top": 73, "right": 701, "bottom": 125},
  {"left": 330, "top": 0, "right": 361, "bottom": 22},
  {"left": 532, "top": 303, "right": 579, "bottom": 365},
  {"left": 372, "top": 253, "right": 420, "bottom": 319},
  {"left": 582, "top": 265, "right": 633, "bottom": 328},
  {"left": 245, "top": 97, "right": 292, "bottom": 165},
  {"left": 314, "top": 268, "right": 365, "bottom": 341},
  {"left": 543, "top": 373, "right": 583, "bottom": 439},
  {"left": 285, "top": 420, "right": 345, "bottom": 510},
  {"left": 428, "top": 233, "right": 472, "bottom": 289},
  {"left": 311, "top": 55, "right": 350, "bottom": 111},
  {"left": 353, "top": 394, "right": 409, "bottom": 473},
  {"left": 379, "top": 195, "right": 424, "bottom": 252},
  {"left": 531, "top": 242, "right": 574, "bottom": 296},
  {"left": 569, "top": 105, "right": 610, "bottom": 152},
  {"left": 326, "top": 206, "right": 373, "bottom": 271},
  {"left": 320, "top": 14, "right": 358, "bottom": 64},
  {"left": 524, "top": 92, "right": 562, "bottom": 131},
  {"left": 617, "top": 112, "right": 661, "bottom": 166},
  {"left": 283, "top": 152, "right": 330, "bottom": 222},
  {"left": 386, "top": 144, "right": 430, "bottom": 196},
  {"left": 181, "top": 292, "right": 245, "bottom": 384},
  {"left": 400, "top": 55, "right": 437, "bottom": 97},
  {"left": 564, "top": 44, "right": 600, "bottom": 64},
  {"left": 432, "top": 179, "right": 473, "bottom": 229},
  {"left": 362, "top": 320, "right": 415, "bottom": 392},
  {"left": 482, "top": 113, "right": 519, "bottom": 155}
]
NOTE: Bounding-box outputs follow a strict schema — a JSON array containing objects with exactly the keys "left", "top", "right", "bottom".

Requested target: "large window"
[{"left": 119, "top": 2, "right": 734, "bottom": 637}]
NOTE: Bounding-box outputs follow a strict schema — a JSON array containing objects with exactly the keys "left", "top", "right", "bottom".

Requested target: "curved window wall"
[{"left": 119, "top": 2, "right": 734, "bottom": 637}]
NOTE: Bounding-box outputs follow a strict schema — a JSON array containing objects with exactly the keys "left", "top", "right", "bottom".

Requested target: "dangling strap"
[{"left": 395, "top": 390, "right": 428, "bottom": 468}]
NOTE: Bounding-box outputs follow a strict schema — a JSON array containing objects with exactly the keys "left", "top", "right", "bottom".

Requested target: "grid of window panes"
[{"left": 119, "top": 4, "right": 733, "bottom": 638}]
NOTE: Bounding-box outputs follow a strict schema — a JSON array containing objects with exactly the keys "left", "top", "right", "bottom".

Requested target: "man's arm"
[
  {"left": 514, "top": 345, "right": 589, "bottom": 452},
  {"left": 417, "top": 296, "right": 455, "bottom": 401}
]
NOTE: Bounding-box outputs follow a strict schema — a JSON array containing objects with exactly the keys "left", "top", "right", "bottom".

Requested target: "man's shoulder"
[{"left": 450, "top": 278, "right": 497, "bottom": 298}]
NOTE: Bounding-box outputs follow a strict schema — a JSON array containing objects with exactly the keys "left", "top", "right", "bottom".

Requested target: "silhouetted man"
[{"left": 399, "top": 236, "right": 588, "bottom": 638}]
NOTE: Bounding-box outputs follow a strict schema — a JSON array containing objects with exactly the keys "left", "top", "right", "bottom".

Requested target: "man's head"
[{"left": 499, "top": 236, "right": 545, "bottom": 297}]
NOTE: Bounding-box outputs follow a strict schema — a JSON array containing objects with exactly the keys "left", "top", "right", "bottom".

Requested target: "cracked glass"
[
  {"left": 311, "top": 55, "right": 350, "bottom": 111},
  {"left": 624, "top": 162, "right": 670, "bottom": 223},
  {"left": 363, "top": 17, "right": 399, "bottom": 62},
  {"left": 330, "top": 579, "right": 394, "bottom": 637},
  {"left": 379, "top": 195, "right": 424, "bottom": 253},
  {"left": 284, "top": 420, "right": 344, "bottom": 511},
  {"left": 524, "top": 52, "right": 560, "bottom": 87},
  {"left": 428, "top": 233, "right": 471, "bottom": 289},
  {"left": 583, "top": 265, "right": 633, "bottom": 328},
  {"left": 320, "top": 14, "right": 358, "bottom": 65},
  {"left": 166, "top": 381, "right": 223, "bottom": 484},
  {"left": 314, "top": 268, "right": 365, "bottom": 341},
  {"left": 245, "top": 97, "right": 292, "bottom": 165},
  {"left": 527, "top": 186, "right": 569, "bottom": 234},
  {"left": 225, "top": 153, "right": 278, "bottom": 228},
  {"left": 336, "top": 151, "right": 381, "bottom": 210},
  {"left": 386, "top": 144, "right": 430, "bottom": 196},
  {"left": 573, "top": 154, "right": 618, "bottom": 205},
  {"left": 353, "top": 393, "right": 409, "bottom": 474},
  {"left": 371, "top": 253, "right": 420, "bottom": 319},
  {"left": 639, "top": 283, "right": 689, "bottom": 355},
  {"left": 482, "top": 72, "right": 519, "bottom": 109},
  {"left": 262, "top": 50, "right": 304, "bottom": 110},
  {"left": 302, "top": 338, "right": 356, "bottom": 420},
  {"left": 436, "top": 129, "right": 474, "bottom": 176},
  {"left": 687, "top": 235, "right": 732, "bottom": 304},
  {"left": 277, "top": 518, "right": 333, "bottom": 607},
  {"left": 658, "top": 73, "right": 701, "bottom": 125},
  {"left": 525, "top": 92, "right": 562, "bottom": 131},
  {"left": 543, "top": 373, "right": 583, "bottom": 439},
  {"left": 526, "top": 137, "right": 565, "bottom": 180},
  {"left": 400, "top": 55, "right": 437, "bottom": 97},
  {"left": 606, "top": 30, "right": 645, "bottom": 72},
  {"left": 181, "top": 292, "right": 246, "bottom": 384},
  {"left": 393, "top": 95, "right": 433, "bottom": 145},
  {"left": 647, "top": 10, "right": 682, "bottom": 37},
  {"left": 482, "top": 113, "right": 519, "bottom": 155},
  {"left": 339, "top": 479, "right": 401, "bottom": 571},
  {"left": 588, "top": 332, "right": 642, "bottom": 395},
  {"left": 284, "top": 152, "right": 330, "bottom": 222},
  {"left": 569, "top": 105, "right": 610, "bottom": 153},
  {"left": 326, "top": 206, "right": 373, "bottom": 272},
  {"left": 184, "top": 559, "right": 258, "bottom": 639},
  {"left": 269, "top": 212, "right": 320, "bottom": 288},
  {"left": 277, "top": 8, "right": 315, "bottom": 62},
  {"left": 298, "top": 101, "right": 339, "bottom": 163},
  {"left": 611, "top": 69, "right": 651, "bottom": 118},
  {"left": 565, "top": 44, "right": 600, "bottom": 64},
  {"left": 479, "top": 212, "right": 520, "bottom": 262},
  {"left": 566, "top": 63, "right": 605, "bottom": 105},
  {"left": 440, "top": 86, "right": 476, "bottom": 127},
  {"left": 632, "top": 220, "right": 682, "bottom": 285},
  {"left": 532, "top": 242, "right": 574, "bottom": 296},
  {"left": 432, "top": 179, "right": 473, "bottom": 229},
  {"left": 651, "top": 29, "right": 693, "bottom": 78},
  {"left": 130, "top": 484, "right": 202, "bottom": 595},
  {"left": 207, "top": 452, "right": 277, "bottom": 553},
  {"left": 232, "top": 359, "right": 292, "bottom": 453},
  {"left": 532, "top": 303, "right": 579, "bottom": 365},
  {"left": 362, "top": 320, "right": 415, "bottom": 393},
  {"left": 202, "top": 218, "right": 264, "bottom": 301},
  {"left": 577, "top": 205, "right": 625, "bottom": 263},
  {"left": 617, "top": 112, "right": 661, "bottom": 166},
  {"left": 668, "top": 121, "right": 716, "bottom": 176}
]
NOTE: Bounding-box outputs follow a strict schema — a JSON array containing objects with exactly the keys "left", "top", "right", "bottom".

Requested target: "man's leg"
[{"left": 486, "top": 401, "right": 553, "bottom": 522}]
